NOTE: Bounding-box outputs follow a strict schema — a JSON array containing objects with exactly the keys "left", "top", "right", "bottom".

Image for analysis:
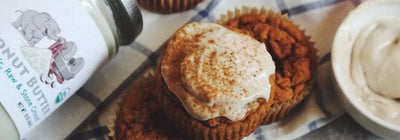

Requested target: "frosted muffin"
[
  {"left": 157, "top": 22, "right": 276, "bottom": 139},
  {"left": 222, "top": 12, "right": 318, "bottom": 124},
  {"left": 137, "top": 0, "right": 203, "bottom": 14}
]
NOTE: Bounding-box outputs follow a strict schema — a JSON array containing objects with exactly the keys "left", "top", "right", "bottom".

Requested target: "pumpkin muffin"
[
  {"left": 222, "top": 12, "right": 318, "bottom": 124},
  {"left": 137, "top": 0, "right": 204, "bottom": 14},
  {"left": 157, "top": 22, "right": 277, "bottom": 139},
  {"left": 114, "top": 76, "right": 173, "bottom": 140}
]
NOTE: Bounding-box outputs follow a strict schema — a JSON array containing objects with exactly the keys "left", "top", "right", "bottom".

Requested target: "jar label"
[{"left": 0, "top": 0, "right": 109, "bottom": 138}]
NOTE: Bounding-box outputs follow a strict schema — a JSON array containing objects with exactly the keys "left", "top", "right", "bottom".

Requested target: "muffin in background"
[
  {"left": 113, "top": 75, "right": 185, "bottom": 139},
  {"left": 137, "top": 0, "right": 204, "bottom": 14},
  {"left": 217, "top": 7, "right": 318, "bottom": 124}
]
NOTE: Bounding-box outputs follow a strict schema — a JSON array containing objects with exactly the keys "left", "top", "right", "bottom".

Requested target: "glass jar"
[{"left": 0, "top": 0, "right": 142, "bottom": 139}]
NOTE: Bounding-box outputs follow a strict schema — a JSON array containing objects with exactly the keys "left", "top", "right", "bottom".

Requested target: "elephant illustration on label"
[
  {"left": 12, "top": 10, "right": 85, "bottom": 88},
  {"left": 12, "top": 10, "right": 61, "bottom": 47}
]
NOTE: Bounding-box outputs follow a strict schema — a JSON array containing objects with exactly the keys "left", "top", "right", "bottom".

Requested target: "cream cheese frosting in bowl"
[
  {"left": 332, "top": 0, "right": 400, "bottom": 138},
  {"left": 161, "top": 22, "right": 275, "bottom": 122}
]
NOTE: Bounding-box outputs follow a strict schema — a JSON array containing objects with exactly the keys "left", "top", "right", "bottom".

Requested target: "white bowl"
[{"left": 331, "top": 0, "right": 400, "bottom": 139}]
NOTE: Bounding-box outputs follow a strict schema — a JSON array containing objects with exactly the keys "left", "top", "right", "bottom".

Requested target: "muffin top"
[
  {"left": 161, "top": 22, "right": 275, "bottom": 121},
  {"left": 224, "top": 14, "right": 318, "bottom": 103}
]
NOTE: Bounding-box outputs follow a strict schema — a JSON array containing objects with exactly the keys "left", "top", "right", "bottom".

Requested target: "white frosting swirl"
[{"left": 162, "top": 22, "right": 275, "bottom": 121}]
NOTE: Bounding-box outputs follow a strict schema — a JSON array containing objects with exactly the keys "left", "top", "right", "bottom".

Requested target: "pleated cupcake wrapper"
[
  {"left": 107, "top": 112, "right": 117, "bottom": 140},
  {"left": 262, "top": 86, "right": 313, "bottom": 124},
  {"left": 107, "top": 92, "right": 125, "bottom": 140},
  {"left": 137, "top": 0, "right": 204, "bottom": 14},
  {"left": 215, "top": 6, "right": 319, "bottom": 125},
  {"left": 158, "top": 77, "right": 274, "bottom": 140}
]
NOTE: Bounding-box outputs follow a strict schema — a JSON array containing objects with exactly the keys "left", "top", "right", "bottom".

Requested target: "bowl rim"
[{"left": 331, "top": 0, "right": 400, "bottom": 133}]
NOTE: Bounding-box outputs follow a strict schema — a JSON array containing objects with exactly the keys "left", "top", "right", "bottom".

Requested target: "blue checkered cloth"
[{"left": 24, "top": 0, "right": 361, "bottom": 139}]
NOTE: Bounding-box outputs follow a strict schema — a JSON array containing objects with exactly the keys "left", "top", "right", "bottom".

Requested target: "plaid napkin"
[{"left": 24, "top": 0, "right": 359, "bottom": 139}]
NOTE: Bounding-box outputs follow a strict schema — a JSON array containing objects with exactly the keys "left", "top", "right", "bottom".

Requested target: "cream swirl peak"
[
  {"left": 161, "top": 22, "right": 275, "bottom": 121},
  {"left": 352, "top": 19, "right": 400, "bottom": 99}
]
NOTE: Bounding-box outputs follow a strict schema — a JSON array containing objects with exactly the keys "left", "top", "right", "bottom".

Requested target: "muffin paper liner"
[
  {"left": 216, "top": 6, "right": 319, "bottom": 125},
  {"left": 157, "top": 72, "right": 275, "bottom": 140},
  {"left": 137, "top": 0, "right": 204, "bottom": 14}
]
